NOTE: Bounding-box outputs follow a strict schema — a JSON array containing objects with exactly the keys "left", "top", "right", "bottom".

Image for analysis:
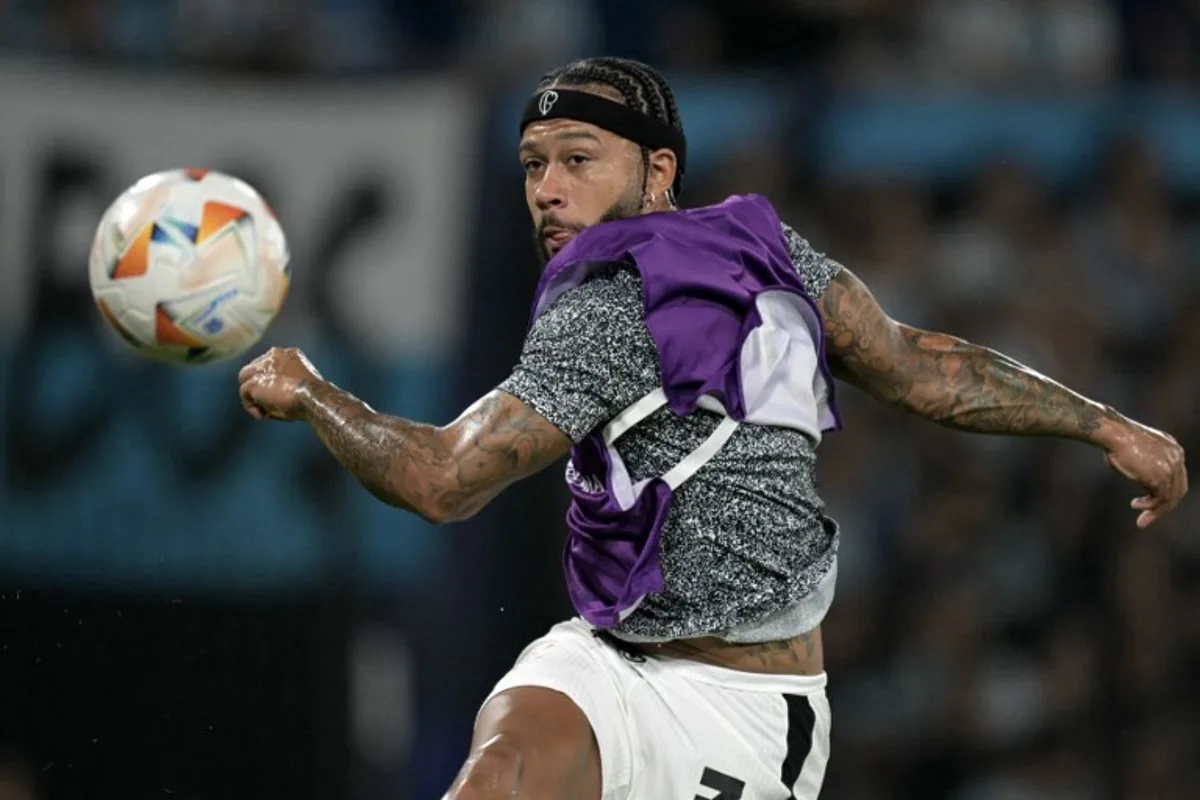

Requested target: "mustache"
[{"left": 536, "top": 216, "right": 584, "bottom": 238}]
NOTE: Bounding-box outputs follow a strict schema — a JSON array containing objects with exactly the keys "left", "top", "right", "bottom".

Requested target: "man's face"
[{"left": 519, "top": 117, "right": 645, "bottom": 265}]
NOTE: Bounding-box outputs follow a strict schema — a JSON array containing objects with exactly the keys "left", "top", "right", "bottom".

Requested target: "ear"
[{"left": 645, "top": 148, "right": 677, "bottom": 204}]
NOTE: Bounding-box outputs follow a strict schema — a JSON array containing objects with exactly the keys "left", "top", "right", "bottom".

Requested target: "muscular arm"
[
  {"left": 281, "top": 267, "right": 648, "bottom": 525},
  {"left": 295, "top": 383, "right": 571, "bottom": 525},
  {"left": 819, "top": 268, "right": 1123, "bottom": 445}
]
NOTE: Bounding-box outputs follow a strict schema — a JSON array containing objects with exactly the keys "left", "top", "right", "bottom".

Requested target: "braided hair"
[{"left": 533, "top": 57, "right": 686, "bottom": 203}]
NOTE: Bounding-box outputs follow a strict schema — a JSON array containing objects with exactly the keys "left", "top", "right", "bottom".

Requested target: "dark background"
[{"left": 2, "top": 1, "right": 1199, "bottom": 798}]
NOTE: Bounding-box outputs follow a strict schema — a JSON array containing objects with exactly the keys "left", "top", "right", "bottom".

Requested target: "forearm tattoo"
[{"left": 819, "top": 269, "right": 1114, "bottom": 442}]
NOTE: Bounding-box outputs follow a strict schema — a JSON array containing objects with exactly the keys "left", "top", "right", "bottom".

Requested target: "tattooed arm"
[
  {"left": 783, "top": 222, "right": 1119, "bottom": 441},
  {"left": 819, "top": 268, "right": 1118, "bottom": 441},
  {"left": 294, "top": 384, "right": 571, "bottom": 524},
  {"left": 238, "top": 269, "right": 653, "bottom": 525},
  {"left": 816, "top": 268, "right": 1187, "bottom": 526},
  {"left": 237, "top": 347, "right": 571, "bottom": 525}
]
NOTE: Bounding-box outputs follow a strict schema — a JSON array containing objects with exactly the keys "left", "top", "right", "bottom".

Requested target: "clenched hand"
[{"left": 238, "top": 346, "right": 324, "bottom": 422}]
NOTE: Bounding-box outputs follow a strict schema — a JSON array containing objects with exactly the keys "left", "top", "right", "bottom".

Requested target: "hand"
[
  {"left": 238, "top": 346, "right": 324, "bottom": 422},
  {"left": 1102, "top": 418, "right": 1188, "bottom": 529}
]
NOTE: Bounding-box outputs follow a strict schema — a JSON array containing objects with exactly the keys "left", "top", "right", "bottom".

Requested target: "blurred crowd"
[
  {"left": 3, "top": 0, "right": 1200, "bottom": 90},
  {"left": 705, "top": 137, "right": 1200, "bottom": 799},
  {"left": 5, "top": 1, "right": 1200, "bottom": 799}
]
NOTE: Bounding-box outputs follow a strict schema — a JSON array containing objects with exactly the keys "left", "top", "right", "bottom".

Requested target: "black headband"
[{"left": 520, "top": 88, "right": 688, "bottom": 190}]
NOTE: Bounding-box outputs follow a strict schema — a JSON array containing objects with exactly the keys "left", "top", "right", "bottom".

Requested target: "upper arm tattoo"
[
  {"left": 298, "top": 383, "right": 571, "bottom": 523},
  {"left": 441, "top": 390, "right": 573, "bottom": 519},
  {"left": 817, "top": 267, "right": 915, "bottom": 401}
]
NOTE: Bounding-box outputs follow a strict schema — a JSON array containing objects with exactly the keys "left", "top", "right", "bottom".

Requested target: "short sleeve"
[
  {"left": 499, "top": 267, "right": 661, "bottom": 443},
  {"left": 781, "top": 222, "right": 843, "bottom": 301}
]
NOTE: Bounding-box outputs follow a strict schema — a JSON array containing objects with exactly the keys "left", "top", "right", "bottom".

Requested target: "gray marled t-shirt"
[{"left": 500, "top": 223, "right": 843, "bottom": 642}]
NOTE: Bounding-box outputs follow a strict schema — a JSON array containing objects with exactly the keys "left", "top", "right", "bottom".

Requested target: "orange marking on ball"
[
  {"left": 154, "top": 305, "right": 207, "bottom": 348},
  {"left": 196, "top": 201, "right": 249, "bottom": 245},
  {"left": 184, "top": 168, "right": 210, "bottom": 181},
  {"left": 112, "top": 223, "right": 153, "bottom": 279}
]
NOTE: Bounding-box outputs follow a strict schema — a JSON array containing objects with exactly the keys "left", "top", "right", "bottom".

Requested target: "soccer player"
[{"left": 238, "top": 58, "right": 1187, "bottom": 799}]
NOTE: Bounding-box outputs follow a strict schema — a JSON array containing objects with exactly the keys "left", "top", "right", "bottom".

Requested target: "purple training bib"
[{"left": 530, "top": 195, "right": 842, "bottom": 628}]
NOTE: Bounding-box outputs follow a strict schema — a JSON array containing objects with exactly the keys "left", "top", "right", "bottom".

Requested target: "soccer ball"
[{"left": 89, "top": 169, "right": 290, "bottom": 364}]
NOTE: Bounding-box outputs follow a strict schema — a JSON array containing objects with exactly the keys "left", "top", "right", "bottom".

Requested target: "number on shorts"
[{"left": 695, "top": 767, "right": 746, "bottom": 799}]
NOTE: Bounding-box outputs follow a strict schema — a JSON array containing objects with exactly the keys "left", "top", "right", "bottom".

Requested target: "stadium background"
[{"left": 1, "top": 1, "right": 1198, "bottom": 798}]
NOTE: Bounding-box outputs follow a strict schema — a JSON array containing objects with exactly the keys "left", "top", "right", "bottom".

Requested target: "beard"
[{"left": 533, "top": 184, "right": 646, "bottom": 266}]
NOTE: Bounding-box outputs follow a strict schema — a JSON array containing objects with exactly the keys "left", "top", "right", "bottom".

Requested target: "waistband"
[
  {"left": 592, "top": 627, "right": 828, "bottom": 695},
  {"left": 641, "top": 651, "right": 828, "bottom": 695}
]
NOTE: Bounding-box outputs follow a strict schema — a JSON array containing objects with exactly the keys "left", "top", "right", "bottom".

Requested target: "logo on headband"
[{"left": 538, "top": 90, "right": 559, "bottom": 116}]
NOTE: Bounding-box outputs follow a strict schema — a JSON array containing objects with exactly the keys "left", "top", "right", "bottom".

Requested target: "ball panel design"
[
  {"left": 89, "top": 169, "right": 289, "bottom": 364},
  {"left": 110, "top": 221, "right": 155, "bottom": 279},
  {"left": 95, "top": 297, "right": 143, "bottom": 351}
]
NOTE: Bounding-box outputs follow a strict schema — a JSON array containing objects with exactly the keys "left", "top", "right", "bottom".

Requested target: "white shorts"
[{"left": 480, "top": 618, "right": 832, "bottom": 799}]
